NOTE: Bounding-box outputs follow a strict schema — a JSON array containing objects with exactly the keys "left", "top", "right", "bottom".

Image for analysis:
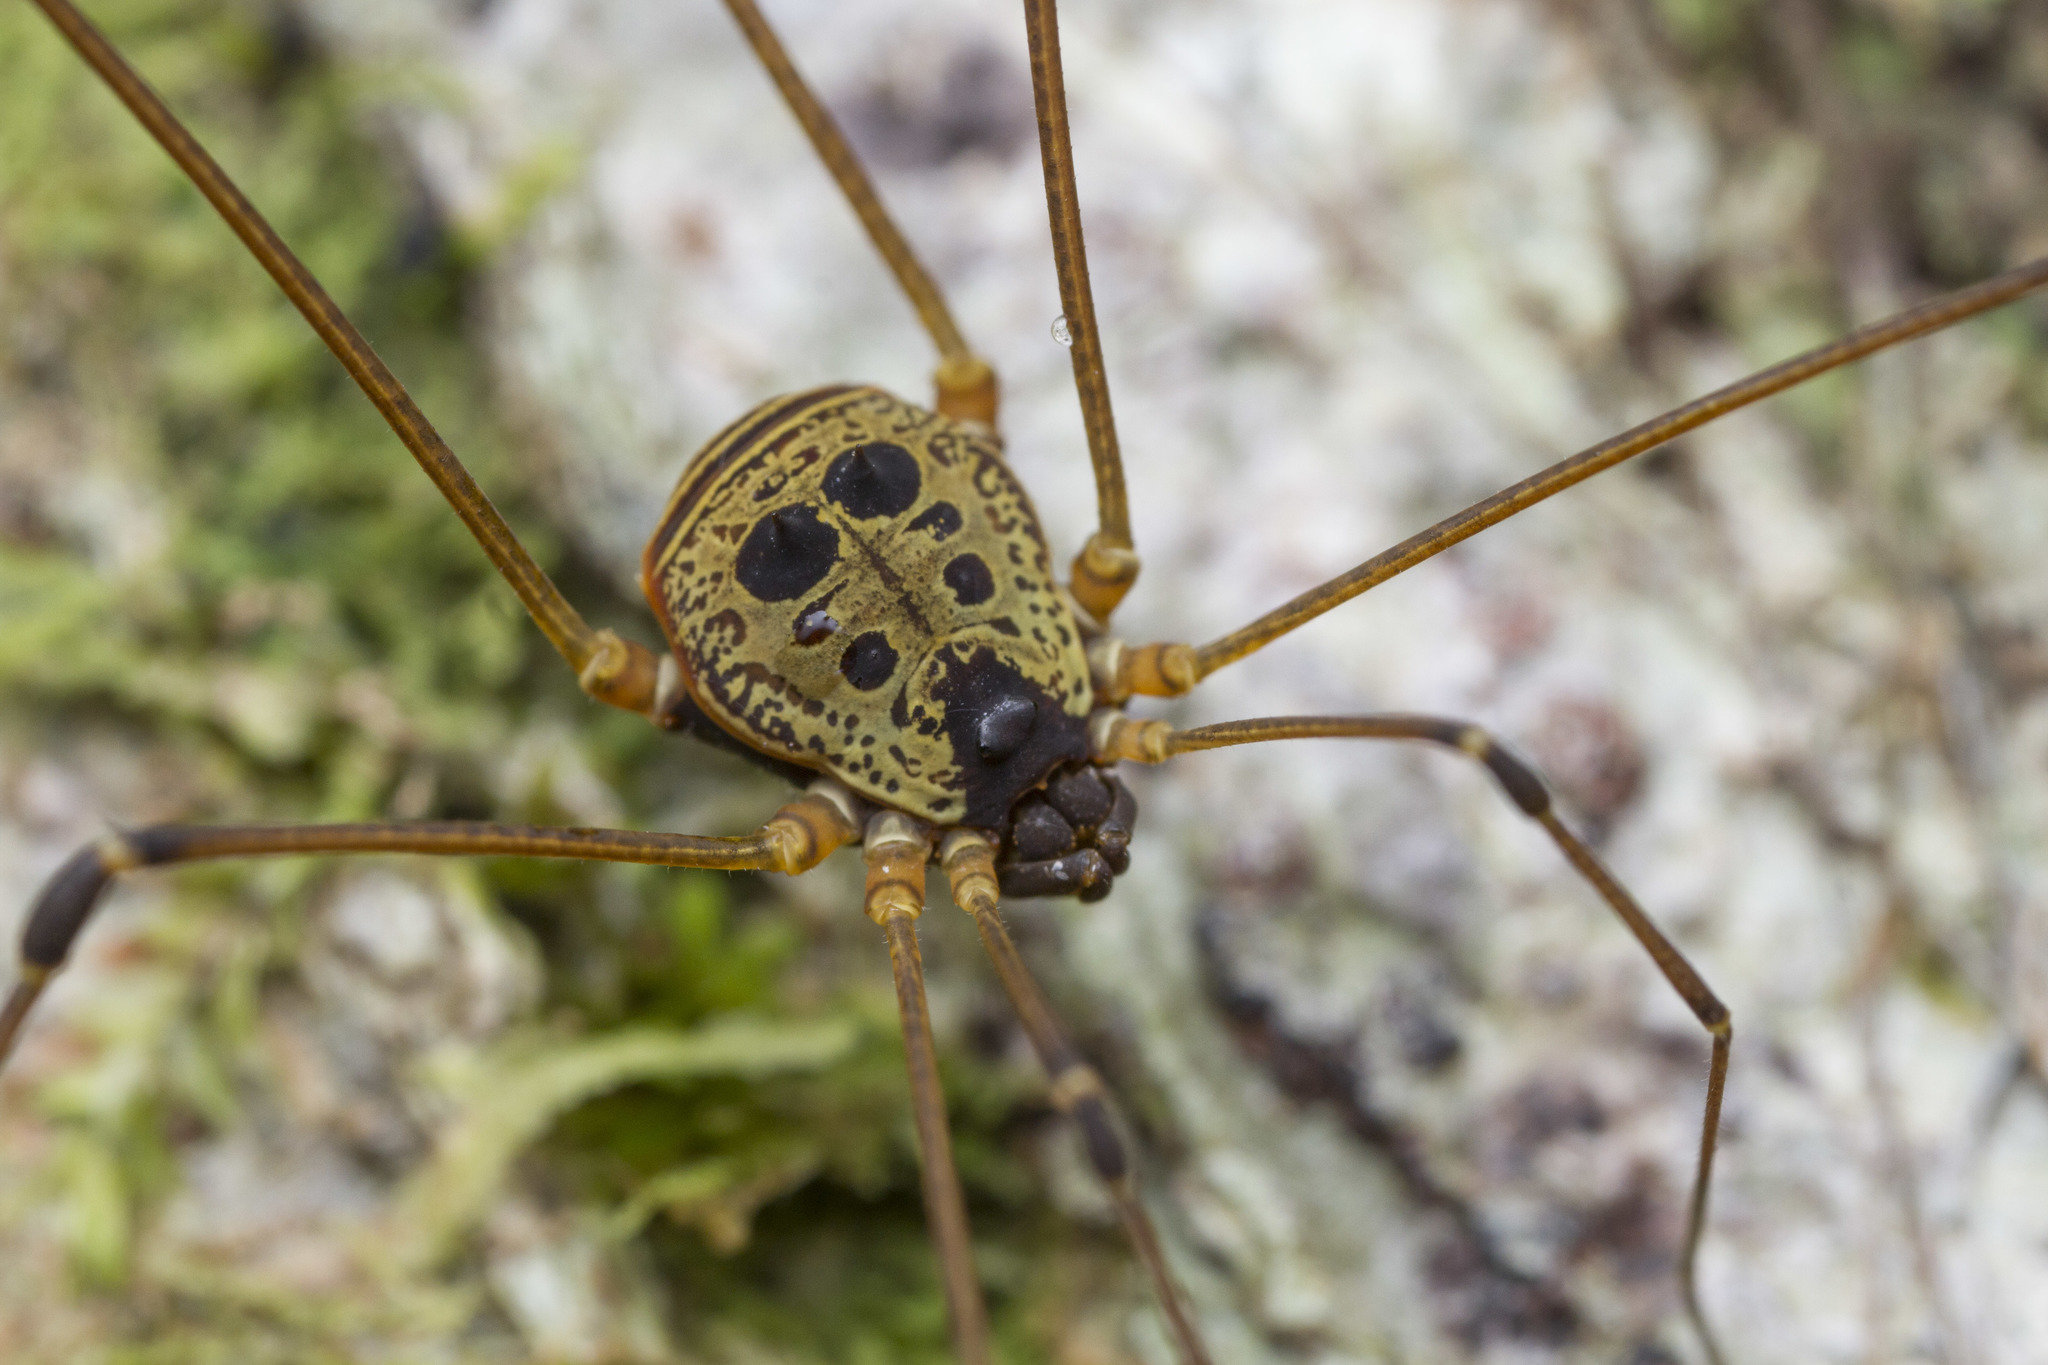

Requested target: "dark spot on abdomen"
[
  {"left": 841, "top": 631, "right": 900, "bottom": 690},
  {"left": 943, "top": 553, "right": 995, "bottom": 606},
  {"left": 735, "top": 504, "right": 839, "bottom": 601},
  {"left": 823, "top": 442, "right": 921, "bottom": 519},
  {"left": 907, "top": 501, "right": 963, "bottom": 540}
]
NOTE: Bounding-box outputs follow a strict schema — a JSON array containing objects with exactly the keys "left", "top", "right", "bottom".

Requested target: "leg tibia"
[
  {"left": 1128, "top": 711, "right": 1733, "bottom": 1364},
  {"left": 27, "top": 0, "right": 658, "bottom": 700},
  {"left": 864, "top": 820, "right": 993, "bottom": 1365},
  {"left": 717, "top": 0, "right": 999, "bottom": 431},
  {"left": 940, "top": 832, "right": 1215, "bottom": 1365}
]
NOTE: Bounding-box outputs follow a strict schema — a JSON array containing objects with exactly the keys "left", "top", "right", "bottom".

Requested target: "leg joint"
[
  {"left": 22, "top": 823, "right": 249, "bottom": 974},
  {"left": 933, "top": 355, "right": 999, "bottom": 426},
  {"left": 1044, "top": 1064, "right": 1128, "bottom": 1183},
  {"left": 576, "top": 629, "right": 662, "bottom": 716},
  {"left": 1047, "top": 1060, "right": 1104, "bottom": 1111},
  {"left": 1450, "top": 726, "right": 1551, "bottom": 816},
  {"left": 1070, "top": 533, "right": 1142, "bottom": 627},
  {"left": 764, "top": 780, "right": 864, "bottom": 874}
]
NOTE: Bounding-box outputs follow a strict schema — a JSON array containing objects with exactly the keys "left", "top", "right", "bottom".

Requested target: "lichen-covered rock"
[{"left": 8, "top": 0, "right": 2048, "bottom": 1360}]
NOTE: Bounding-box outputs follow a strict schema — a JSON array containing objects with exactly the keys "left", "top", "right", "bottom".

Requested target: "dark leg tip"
[
  {"left": 21, "top": 845, "right": 115, "bottom": 972},
  {"left": 1455, "top": 731, "right": 1551, "bottom": 816},
  {"left": 1071, "top": 1093, "right": 1129, "bottom": 1183}
]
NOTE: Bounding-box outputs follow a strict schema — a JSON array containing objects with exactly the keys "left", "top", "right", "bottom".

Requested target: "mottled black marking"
[
  {"left": 735, "top": 504, "right": 839, "bottom": 602},
  {"left": 840, "top": 631, "right": 899, "bottom": 690},
  {"left": 701, "top": 608, "right": 748, "bottom": 646},
  {"left": 977, "top": 696, "right": 1037, "bottom": 764},
  {"left": 928, "top": 643, "right": 1088, "bottom": 827},
  {"left": 943, "top": 553, "right": 996, "bottom": 606},
  {"left": 906, "top": 500, "right": 963, "bottom": 540},
  {"left": 823, "top": 441, "right": 921, "bottom": 519},
  {"left": 657, "top": 684, "right": 814, "bottom": 783},
  {"left": 793, "top": 607, "right": 840, "bottom": 644},
  {"left": 659, "top": 658, "right": 819, "bottom": 777}
]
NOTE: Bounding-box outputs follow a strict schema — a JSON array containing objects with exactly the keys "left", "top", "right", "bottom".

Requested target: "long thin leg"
[
  {"left": 940, "top": 832, "right": 1215, "bottom": 1365},
  {"left": 26, "top": 0, "right": 663, "bottom": 715},
  {"left": 1100, "top": 713, "right": 1733, "bottom": 1365},
  {"left": 718, "top": 0, "right": 997, "bottom": 425},
  {"left": 1095, "top": 256, "right": 2048, "bottom": 700},
  {"left": 1021, "top": 0, "right": 1139, "bottom": 624},
  {"left": 864, "top": 815, "right": 993, "bottom": 1365},
  {"left": 0, "top": 787, "right": 862, "bottom": 1070}
]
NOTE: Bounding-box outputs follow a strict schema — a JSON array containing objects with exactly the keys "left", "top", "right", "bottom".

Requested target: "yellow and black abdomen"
[{"left": 641, "top": 386, "right": 1093, "bottom": 827}]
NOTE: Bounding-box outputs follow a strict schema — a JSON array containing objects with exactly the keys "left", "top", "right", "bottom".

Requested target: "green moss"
[{"left": 0, "top": 2, "right": 1115, "bottom": 1360}]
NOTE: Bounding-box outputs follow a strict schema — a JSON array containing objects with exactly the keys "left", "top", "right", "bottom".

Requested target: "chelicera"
[{"left": 10, "top": 1, "right": 2048, "bottom": 1363}]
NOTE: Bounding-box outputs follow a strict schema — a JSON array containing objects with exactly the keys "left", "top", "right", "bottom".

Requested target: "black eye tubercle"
[
  {"left": 930, "top": 643, "right": 1088, "bottom": 829},
  {"left": 995, "top": 763, "right": 1138, "bottom": 905},
  {"left": 976, "top": 696, "right": 1037, "bottom": 763}
]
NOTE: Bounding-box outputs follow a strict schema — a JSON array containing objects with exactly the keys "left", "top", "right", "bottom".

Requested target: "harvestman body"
[{"left": 9, "top": 1, "right": 2048, "bottom": 1362}]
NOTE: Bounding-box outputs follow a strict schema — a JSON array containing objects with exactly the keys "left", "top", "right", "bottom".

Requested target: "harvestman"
[{"left": 7, "top": 1, "right": 2048, "bottom": 1361}]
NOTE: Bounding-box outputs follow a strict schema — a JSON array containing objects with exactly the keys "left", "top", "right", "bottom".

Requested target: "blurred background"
[{"left": 5, "top": 0, "right": 2048, "bottom": 1360}]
